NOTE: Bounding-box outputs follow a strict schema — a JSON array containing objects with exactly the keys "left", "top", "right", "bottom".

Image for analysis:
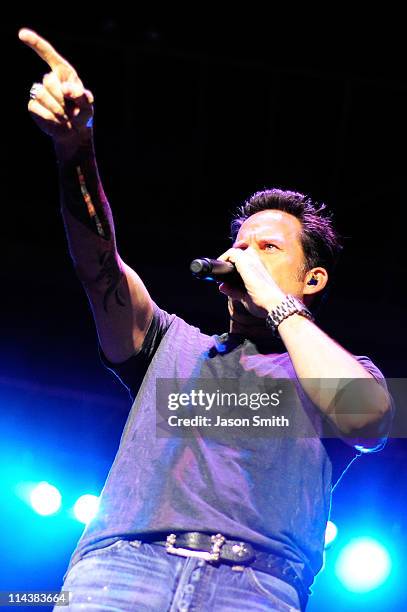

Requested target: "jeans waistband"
[{"left": 135, "top": 531, "right": 310, "bottom": 610}]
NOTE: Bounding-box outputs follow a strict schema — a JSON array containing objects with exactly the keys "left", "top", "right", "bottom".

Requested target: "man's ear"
[{"left": 302, "top": 267, "right": 329, "bottom": 296}]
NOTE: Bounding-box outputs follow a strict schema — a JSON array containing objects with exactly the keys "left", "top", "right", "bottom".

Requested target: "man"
[{"left": 20, "top": 28, "right": 392, "bottom": 611}]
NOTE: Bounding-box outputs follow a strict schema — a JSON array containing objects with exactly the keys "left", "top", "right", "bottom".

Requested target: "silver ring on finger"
[{"left": 29, "top": 82, "right": 43, "bottom": 100}]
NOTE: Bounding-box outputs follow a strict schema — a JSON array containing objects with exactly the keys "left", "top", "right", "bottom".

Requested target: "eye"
[{"left": 264, "top": 243, "right": 277, "bottom": 250}]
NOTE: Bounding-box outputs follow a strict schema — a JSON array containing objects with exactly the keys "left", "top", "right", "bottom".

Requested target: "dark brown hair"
[{"left": 231, "top": 188, "right": 342, "bottom": 278}]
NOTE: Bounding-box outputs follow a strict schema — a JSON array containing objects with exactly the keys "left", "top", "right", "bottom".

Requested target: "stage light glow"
[
  {"left": 73, "top": 494, "right": 100, "bottom": 524},
  {"left": 29, "top": 482, "right": 62, "bottom": 516},
  {"left": 335, "top": 537, "right": 391, "bottom": 592},
  {"left": 324, "top": 520, "right": 338, "bottom": 547}
]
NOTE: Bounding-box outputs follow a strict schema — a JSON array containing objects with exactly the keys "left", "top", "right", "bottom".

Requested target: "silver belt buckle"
[{"left": 165, "top": 533, "right": 226, "bottom": 562}]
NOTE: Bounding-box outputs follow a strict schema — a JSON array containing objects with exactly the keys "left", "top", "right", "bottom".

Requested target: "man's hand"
[
  {"left": 19, "top": 28, "right": 94, "bottom": 153},
  {"left": 217, "top": 246, "right": 286, "bottom": 317}
]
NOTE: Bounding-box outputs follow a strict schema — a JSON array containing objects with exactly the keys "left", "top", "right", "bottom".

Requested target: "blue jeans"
[{"left": 58, "top": 539, "right": 302, "bottom": 611}]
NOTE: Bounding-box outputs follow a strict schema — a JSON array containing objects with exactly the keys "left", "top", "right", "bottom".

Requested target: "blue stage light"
[
  {"left": 29, "top": 481, "right": 62, "bottom": 516},
  {"left": 324, "top": 520, "right": 338, "bottom": 547},
  {"left": 335, "top": 537, "right": 391, "bottom": 592},
  {"left": 73, "top": 494, "right": 100, "bottom": 524}
]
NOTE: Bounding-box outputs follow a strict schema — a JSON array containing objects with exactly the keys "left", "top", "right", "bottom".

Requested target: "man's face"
[
  {"left": 233, "top": 209, "right": 307, "bottom": 298},
  {"left": 226, "top": 209, "right": 313, "bottom": 325}
]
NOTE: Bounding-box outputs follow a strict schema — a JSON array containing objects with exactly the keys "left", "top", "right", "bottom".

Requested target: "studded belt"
[{"left": 138, "top": 531, "right": 310, "bottom": 610}]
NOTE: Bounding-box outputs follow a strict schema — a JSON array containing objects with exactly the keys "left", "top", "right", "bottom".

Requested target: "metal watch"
[{"left": 265, "top": 294, "right": 314, "bottom": 335}]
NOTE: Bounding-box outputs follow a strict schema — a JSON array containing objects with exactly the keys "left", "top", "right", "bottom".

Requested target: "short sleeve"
[
  {"left": 322, "top": 355, "right": 394, "bottom": 487},
  {"left": 352, "top": 355, "right": 395, "bottom": 453},
  {"left": 99, "top": 302, "right": 174, "bottom": 400}
]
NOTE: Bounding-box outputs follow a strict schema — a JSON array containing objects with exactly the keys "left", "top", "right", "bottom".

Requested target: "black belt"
[{"left": 137, "top": 532, "right": 310, "bottom": 610}]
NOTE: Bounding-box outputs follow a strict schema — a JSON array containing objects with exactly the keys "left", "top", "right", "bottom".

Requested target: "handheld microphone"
[{"left": 190, "top": 258, "right": 244, "bottom": 287}]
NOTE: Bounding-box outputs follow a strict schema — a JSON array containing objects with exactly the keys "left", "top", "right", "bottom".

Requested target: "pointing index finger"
[{"left": 18, "top": 28, "right": 76, "bottom": 76}]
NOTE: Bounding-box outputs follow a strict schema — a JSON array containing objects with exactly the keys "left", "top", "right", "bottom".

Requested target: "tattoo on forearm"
[
  {"left": 95, "top": 250, "right": 127, "bottom": 312},
  {"left": 59, "top": 145, "right": 127, "bottom": 305},
  {"left": 76, "top": 166, "right": 106, "bottom": 238},
  {"left": 59, "top": 146, "right": 112, "bottom": 240}
]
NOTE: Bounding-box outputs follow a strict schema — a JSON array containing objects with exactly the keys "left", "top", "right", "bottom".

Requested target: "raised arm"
[{"left": 19, "top": 28, "right": 153, "bottom": 363}]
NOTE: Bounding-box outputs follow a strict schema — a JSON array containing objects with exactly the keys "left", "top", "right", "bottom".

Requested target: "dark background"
[{"left": 1, "top": 10, "right": 406, "bottom": 611}]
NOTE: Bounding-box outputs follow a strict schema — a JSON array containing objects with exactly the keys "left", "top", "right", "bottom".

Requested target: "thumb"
[
  {"left": 84, "top": 89, "right": 94, "bottom": 105},
  {"left": 61, "top": 81, "right": 82, "bottom": 99},
  {"left": 61, "top": 82, "right": 94, "bottom": 105}
]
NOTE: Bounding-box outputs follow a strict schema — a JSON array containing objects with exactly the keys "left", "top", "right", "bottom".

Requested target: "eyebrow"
[
  {"left": 234, "top": 234, "right": 285, "bottom": 247},
  {"left": 258, "top": 236, "right": 284, "bottom": 246}
]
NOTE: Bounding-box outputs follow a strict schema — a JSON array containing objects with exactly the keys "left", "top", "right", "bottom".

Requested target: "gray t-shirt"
[{"left": 66, "top": 303, "right": 388, "bottom": 586}]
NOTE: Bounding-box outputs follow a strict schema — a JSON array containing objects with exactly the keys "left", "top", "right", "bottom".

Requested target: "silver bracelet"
[{"left": 265, "top": 294, "right": 314, "bottom": 335}]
